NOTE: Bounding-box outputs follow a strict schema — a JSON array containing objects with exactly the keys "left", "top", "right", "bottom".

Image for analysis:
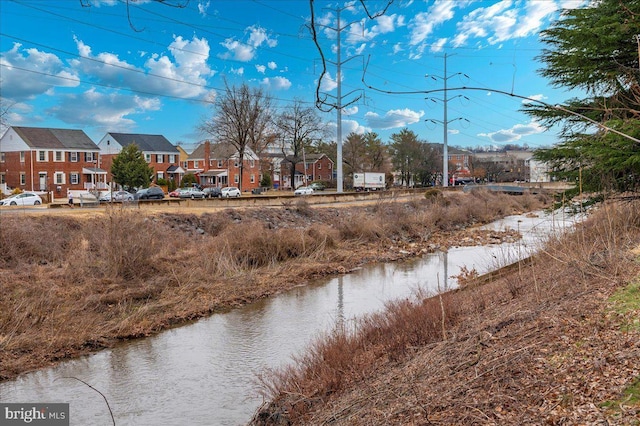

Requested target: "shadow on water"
[{"left": 0, "top": 210, "right": 582, "bottom": 425}]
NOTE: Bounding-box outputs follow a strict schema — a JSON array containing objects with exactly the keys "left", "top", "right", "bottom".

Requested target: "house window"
[
  {"left": 55, "top": 172, "right": 65, "bottom": 185},
  {"left": 234, "top": 174, "right": 239, "bottom": 184},
  {"left": 20, "top": 151, "right": 25, "bottom": 162},
  {"left": 85, "top": 152, "right": 96, "bottom": 162},
  {"left": 217, "top": 160, "right": 223, "bottom": 168},
  {"left": 69, "top": 152, "right": 78, "bottom": 162},
  {"left": 55, "top": 151, "right": 63, "bottom": 162},
  {"left": 145, "top": 154, "right": 151, "bottom": 163},
  {"left": 157, "top": 172, "right": 164, "bottom": 180},
  {"left": 250, "top": 174, "right": 255, "bottom": 183},
  {"left": 328, "top": 163, "right": 332, "bottom": 169},
  {"left": 183, "top": 161, "right": 188, "bottom": 168},
  {"left": 70, "top": 173, "right": 79, "bottom": 185},
  {"left": 318, "top": 163, "right": 322, "bottom": 169},
  {"left": 0, "top": 152, "right": 5, "bottom": 162},
  {"left": 250, "top": 160, "right": 255, "bottom": 168},
  {"left": 0, "top": 173, "right": 5, "bottom": 184},
  {"left": 157, "top": 154, "right": 163, "bottom": 163},
  {"left": 20, "top": 173, "right": 26, "bottom": 185},
  {"left": 194, "top": 160, "right": 199, "bottom": 168},
  {"left": 169, "top": 154, "right": 176, "bottom": 163},
  {"left": 38, "top": 150, "right": 47, "bottom": 162}
]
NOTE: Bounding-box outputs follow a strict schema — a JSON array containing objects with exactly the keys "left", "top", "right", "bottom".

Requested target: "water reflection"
[{"left": 0, "top": 211, "right": 580, "bottom": 425}]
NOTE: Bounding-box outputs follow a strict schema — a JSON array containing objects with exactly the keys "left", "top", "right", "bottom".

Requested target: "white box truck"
[{"left": 353, "top": 172, "right": 386, "bottom": 191}]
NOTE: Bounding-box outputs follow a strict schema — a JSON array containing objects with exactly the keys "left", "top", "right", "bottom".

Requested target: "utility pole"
[
  {"left": 425, "top": 53, "right": 468, "bottom": 187},
  {"left": 317, "top": 6, "right": 363, "bottom": 193},
  {"left": 336, "top": 7, "right": 344, "bottom": 193}
]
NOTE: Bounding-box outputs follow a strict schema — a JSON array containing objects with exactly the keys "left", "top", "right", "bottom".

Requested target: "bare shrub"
[
  {"left": 68, "top": 211, "right": 177, "bottom": 280},
  {"left": 335, "top": 211, "right": 385, "bottom": 242},
  {"left": 217, "top": 221, "right": 333, "bottom": 269},
  {"left": 0, "top": 216, "right": 80, "bottom": 266}
]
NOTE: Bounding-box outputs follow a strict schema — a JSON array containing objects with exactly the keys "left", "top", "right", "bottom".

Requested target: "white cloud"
[
  {"left": 268, "top": 61, "right": 277, "bottom": 70},
  {"left": 408, "top": 1, "right": 456, "bottom": 46},
  {"left": 364, "top": 108, "right": 424, "bottom": 130},
  {"left": 255, "top": 64, "right": 266, "bottom": 73},
  {"left": 260, "top": 76, "right": 291, "bottom": 90},
  {"left": 346, "top": 13, "right": 404, "bottom": 45},
  {"left": 453, "top": 0, "right": 560, "bottom": 47},
  {"left": 522, "top": 94, "right": 548, "bottom": 104},
  {"left": 430, "top": 38, "right": 448, "bottom": 53},
  {"left": 47, "top": 88, "right": 160, "bottom": 131},
  {"left": 342, "top": 106, "right": 358, "bottom": 116},
  {"left": 219, "top": 25, "right": 277, "bottom": 62},
  {"left": 478, "top": 120, "right": 547, "bottom": 143},
  {"left": 70, "top": 35, "right": 213, "bottom": 99},
  {"left": 0, "top": 43, "right": 79, "bottom": 101},
  {"left": 319, "top": 72, "right": 338, "bottom": 92},
  {"left": 197, "top": 1, "right": 210, "bottom": 16},
  {"left": 231, "top": 67, "right": 244, "bottom": 75},
  {"left": 327, "top": 119, "right": 371, "bottom": 140}
]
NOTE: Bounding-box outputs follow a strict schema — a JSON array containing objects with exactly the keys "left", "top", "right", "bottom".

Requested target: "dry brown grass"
[
  {"left": 251, "top": 199, "right": 640, "bottom": 425},
  {"left": 0, "top": 191, "right": 550, "bottom": 381}
]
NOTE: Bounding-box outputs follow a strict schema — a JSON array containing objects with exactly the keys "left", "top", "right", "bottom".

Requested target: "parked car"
[
  {"left": 100, "top": 190, "right": 134, "bottom": 202},
  {"left": 135, "top": 186, "right": 165, "bottom": 200},
  {"left": 0, "top": 192, "right": 43, "bottom": 206},
  {"left": 168, "top": 188, "right": 182, "bottom": 198},
  {"left": 221, "top": 187, "right": 241, "bottom": 198},
  {"left": 178, "top": 187, "right": 206, "bottom": 199},
  {"left": 294, "top": 186, "right": 314, "bottom": 196},
  {"left": 309, "top": 182, "right": 326, "bottom": 191},
  {"left": 203, "top": 187, "right": 222, "bottom": 198}
]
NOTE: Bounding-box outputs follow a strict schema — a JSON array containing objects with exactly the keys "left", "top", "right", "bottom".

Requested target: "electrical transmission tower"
[{"left": 425, "top": 53, "right": 469, "bottom": 187}]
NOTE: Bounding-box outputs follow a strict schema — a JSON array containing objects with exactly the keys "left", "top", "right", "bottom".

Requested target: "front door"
[{"left": 39, "top": 173, "right": 47, "bottom": 191}]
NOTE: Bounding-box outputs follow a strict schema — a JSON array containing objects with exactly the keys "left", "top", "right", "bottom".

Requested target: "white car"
[
  {"left": 100, "top": 191, "right": 134, "bottom": 202},
  {"left": 221, "top": 187, "right": 241, "bottom": 198},
  {"left": 0, "top": 192, "right": 43, "bottom": 206},
  {"left": 294, "top": 186, "right": 314, "bottom": 196}
]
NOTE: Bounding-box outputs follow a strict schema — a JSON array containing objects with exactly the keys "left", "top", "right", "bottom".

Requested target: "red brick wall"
[{"left": 1, "top": 150, "right": 98, "bottom": 194}]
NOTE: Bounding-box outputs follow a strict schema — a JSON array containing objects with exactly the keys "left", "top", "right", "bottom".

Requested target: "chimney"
[{"left": 203, "top": 140, "right": 211, "bottom": 172}]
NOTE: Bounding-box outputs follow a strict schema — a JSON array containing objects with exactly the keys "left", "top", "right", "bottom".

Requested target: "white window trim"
[
  {"left": 70, "top": 152, "right": 78, "bottom": 162},
  {"left": 55, "top": 172, "right": 66, "bottom": 185},
  {"left": 38, "top": 150, "right": 48, "bottom": 162},
  {"left": 70, "top": 173, "right": 79, "bottom": 185},
  {"left": 54, "top": 151, "right": 63, "bottom": 162}
]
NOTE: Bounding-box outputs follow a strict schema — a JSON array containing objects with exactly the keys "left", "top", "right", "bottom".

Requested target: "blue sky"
[{"left": 1, "top": 0, "right": 587, "bottom": 152}]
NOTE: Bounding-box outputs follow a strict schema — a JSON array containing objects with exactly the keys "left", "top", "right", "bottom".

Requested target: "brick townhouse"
[
  {"left": 279, "top": 153, "right": 333, "bottom": 189},
  {"left": 0, "top": 126, "right": 105, "bottom": 195},
  {"left": 186, "top": 140, "right": 260, "bottom": 191},
  {"left": 97, "top": 132, "right": 182, "bottom": 186}
]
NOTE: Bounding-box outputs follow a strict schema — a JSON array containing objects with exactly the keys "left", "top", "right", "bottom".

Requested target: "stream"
[{"left": 0, "top": 210, "right": 581, "bottom": 425}]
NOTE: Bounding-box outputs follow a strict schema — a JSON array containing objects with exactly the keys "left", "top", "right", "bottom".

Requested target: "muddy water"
[{"left": 0, "top": 211, "right": 580, "bottom": 425}]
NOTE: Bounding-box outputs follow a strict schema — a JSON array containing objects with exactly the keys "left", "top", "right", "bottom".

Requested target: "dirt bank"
[{"left": 0, "top": 190, "right": 547, "bottom": 381}]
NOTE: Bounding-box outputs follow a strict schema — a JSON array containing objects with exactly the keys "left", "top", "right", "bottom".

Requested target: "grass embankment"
[
  {"left": 0, "top": 190, "right": 548, "bottom": 381},
  {"left": 251, "top": 200, "right": 640, "bottom": 425}
]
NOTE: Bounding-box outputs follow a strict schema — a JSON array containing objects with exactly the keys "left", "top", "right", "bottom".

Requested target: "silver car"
[{"left": 100, "top": 191, "right": 134, "bottom": 202}]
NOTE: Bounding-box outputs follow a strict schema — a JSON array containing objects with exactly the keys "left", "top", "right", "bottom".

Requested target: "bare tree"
[
  {"left": 199, "top": 81, "right": 272, "bottom": 191},
  {"left": 0, "top": 100, "right": 14, "bottom": 136},
  {"left": 275, "top": 100, "right": 328, "bottom": 189}
]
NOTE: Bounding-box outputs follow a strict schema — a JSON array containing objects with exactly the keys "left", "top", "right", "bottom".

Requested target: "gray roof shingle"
[
  {"left": 107, "top": 133, "right": 178, "bottom": 153},
  {"left": 12, "top": 127, "right": 98, "bottom": 150}
]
